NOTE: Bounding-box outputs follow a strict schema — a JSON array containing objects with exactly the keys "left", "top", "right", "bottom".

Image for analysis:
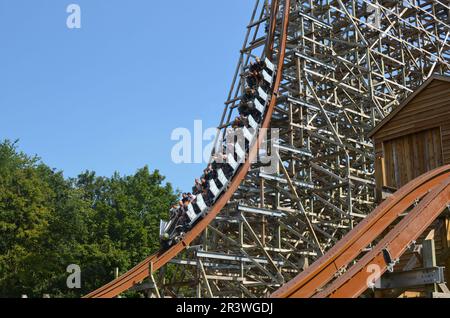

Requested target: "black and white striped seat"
[
  {"left": 262, "top": 69, "right": 273, "bottom": 85},
  {"left": 196, "top": 194, "right": 208, "bottom": 213},
  {"left": 264, "top": 58, "right": 275, "bottom": 73},
  {"left": 243, "top": 126, "right": 255, "bottom": 144},
  {"left": 254, "top": 98, "right": 265, "bottom": 114},
  {"left": 258, "top": 86, "right": 269, "bottom": 102},
  {"left": 160, "top": 220, "right": 168, "bottom": 237},
  {"left": 248, "top": 115, "right": 258, "bottom": 130},
  {"left": 209, "top": 179, "right": 221, "bottom": 199},
  {"left": 227, "top": 153, "right": 239, "bottom": 171},
  {"left": 217, "top": 169, "right": 229, "bottom": 189},
  {"left": 186, "top": 203, "right": 198, "bottom": 223},
  {"left": 234, "top": 142, "right": 246, "bottom": 161}
]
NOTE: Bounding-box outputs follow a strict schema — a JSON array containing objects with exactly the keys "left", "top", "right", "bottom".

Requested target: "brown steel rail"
[
  {"left": 319, "top": 175, "right": 450, "bottom": 298},
  {"left": 265, "top": 0, "right": 279, "bottom": 57},
  {"left": 271, "top": 165, "right": 450, "bottom": 298},
  {"left": 83, "top": 0, "right": 290, "bottom": 298}
]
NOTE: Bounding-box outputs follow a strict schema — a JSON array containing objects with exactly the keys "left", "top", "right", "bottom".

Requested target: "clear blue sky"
[{"left": 0, "top": 0, "right": 255, "bottom": 192}]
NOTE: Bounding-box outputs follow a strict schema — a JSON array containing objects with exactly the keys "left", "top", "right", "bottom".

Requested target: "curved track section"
[
  {"left": 272, "top": 165, "right": 450, "bottom": 298},
  {"left": 84, "top": 0, "right": 290, "bottom": 298}
]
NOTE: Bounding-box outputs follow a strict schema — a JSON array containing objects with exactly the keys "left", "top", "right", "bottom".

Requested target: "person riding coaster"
[
  {"left": 245, "top": 57, "right": 265, "bottom": 88},
  {"left": 160, "top": 204, "right": 187, "bottom": 247},
  {"left": 160, "top": 57, "right": 272, "bottom": 250},
  {"left": 159, "top": 161, "right": 234, "bottom": 250},
  {"left": 160, "top": 155, "right": 241, "bottom": 250}
]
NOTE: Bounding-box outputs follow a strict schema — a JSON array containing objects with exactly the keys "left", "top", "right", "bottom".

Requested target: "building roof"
[{"left": 368, "top": 75, "right": 450, "bottom": 138}]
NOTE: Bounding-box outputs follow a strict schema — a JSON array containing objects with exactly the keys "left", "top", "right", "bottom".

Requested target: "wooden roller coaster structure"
[
  {"left": 84, "top": 0, "right": 290, "bottom": 299},
  {"left": 85, "top": 0, "right": 450, "bottom": 298}
]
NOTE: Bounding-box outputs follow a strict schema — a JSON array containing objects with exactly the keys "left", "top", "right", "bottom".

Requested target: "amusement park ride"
[{"left": 85, "top": 0, "right": 450, "bottom": 298}]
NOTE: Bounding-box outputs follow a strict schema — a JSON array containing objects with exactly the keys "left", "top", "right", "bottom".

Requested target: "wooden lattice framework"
[{"left": 154, "top": 0, "right": 450, "bottom": 298}]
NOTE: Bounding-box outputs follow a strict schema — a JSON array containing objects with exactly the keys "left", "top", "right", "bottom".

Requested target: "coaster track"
[
  {"left": 84, "top": 0, "right": 290, "bottom": 299},
  {"left": 85, "top": 0, "right": 450, "bottom": 298},
  {"left": 319, "top": 176, "right": 450, "bottom": 298},
  {"left": 272, "top": 165, "right": 450, "bottom": 298}
]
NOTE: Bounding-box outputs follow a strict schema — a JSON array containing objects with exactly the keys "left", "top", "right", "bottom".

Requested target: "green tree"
[
  {"left": 0, "top": 140, "right": 177, "bottom": 297},
  {"left": 0, "top": 140, "right": 64, "bottom": 296}
]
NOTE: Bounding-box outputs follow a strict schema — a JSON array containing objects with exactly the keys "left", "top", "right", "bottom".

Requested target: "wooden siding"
[
  {"left": 383, "top": 128, "right": 443, "bottom": 189},
  {"left": 373, "top": 79, "right": 450, "bottom": 165},
  {"left": 373, "top": 78, "right": 450, "bottom": 197}
]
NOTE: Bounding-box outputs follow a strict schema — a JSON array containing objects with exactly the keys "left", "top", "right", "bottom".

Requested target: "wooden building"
[
  {"left": 369, "top": 75, "right": 450, "bottom": 199},
  {"left": 369, "top": 75, "right": 450, "bottom": 291}
]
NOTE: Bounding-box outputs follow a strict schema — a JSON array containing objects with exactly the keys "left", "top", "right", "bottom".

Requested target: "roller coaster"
[
  {"left": 272, "top": 165, "right": 450, "bottom": 298},
  {"left": 85, "top": 0, "right": 450, "bottom": 298}
]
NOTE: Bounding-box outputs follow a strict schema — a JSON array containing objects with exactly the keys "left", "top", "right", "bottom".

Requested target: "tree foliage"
[{"left": 0, "top": 140, "right": 177, "bottom": 297}]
